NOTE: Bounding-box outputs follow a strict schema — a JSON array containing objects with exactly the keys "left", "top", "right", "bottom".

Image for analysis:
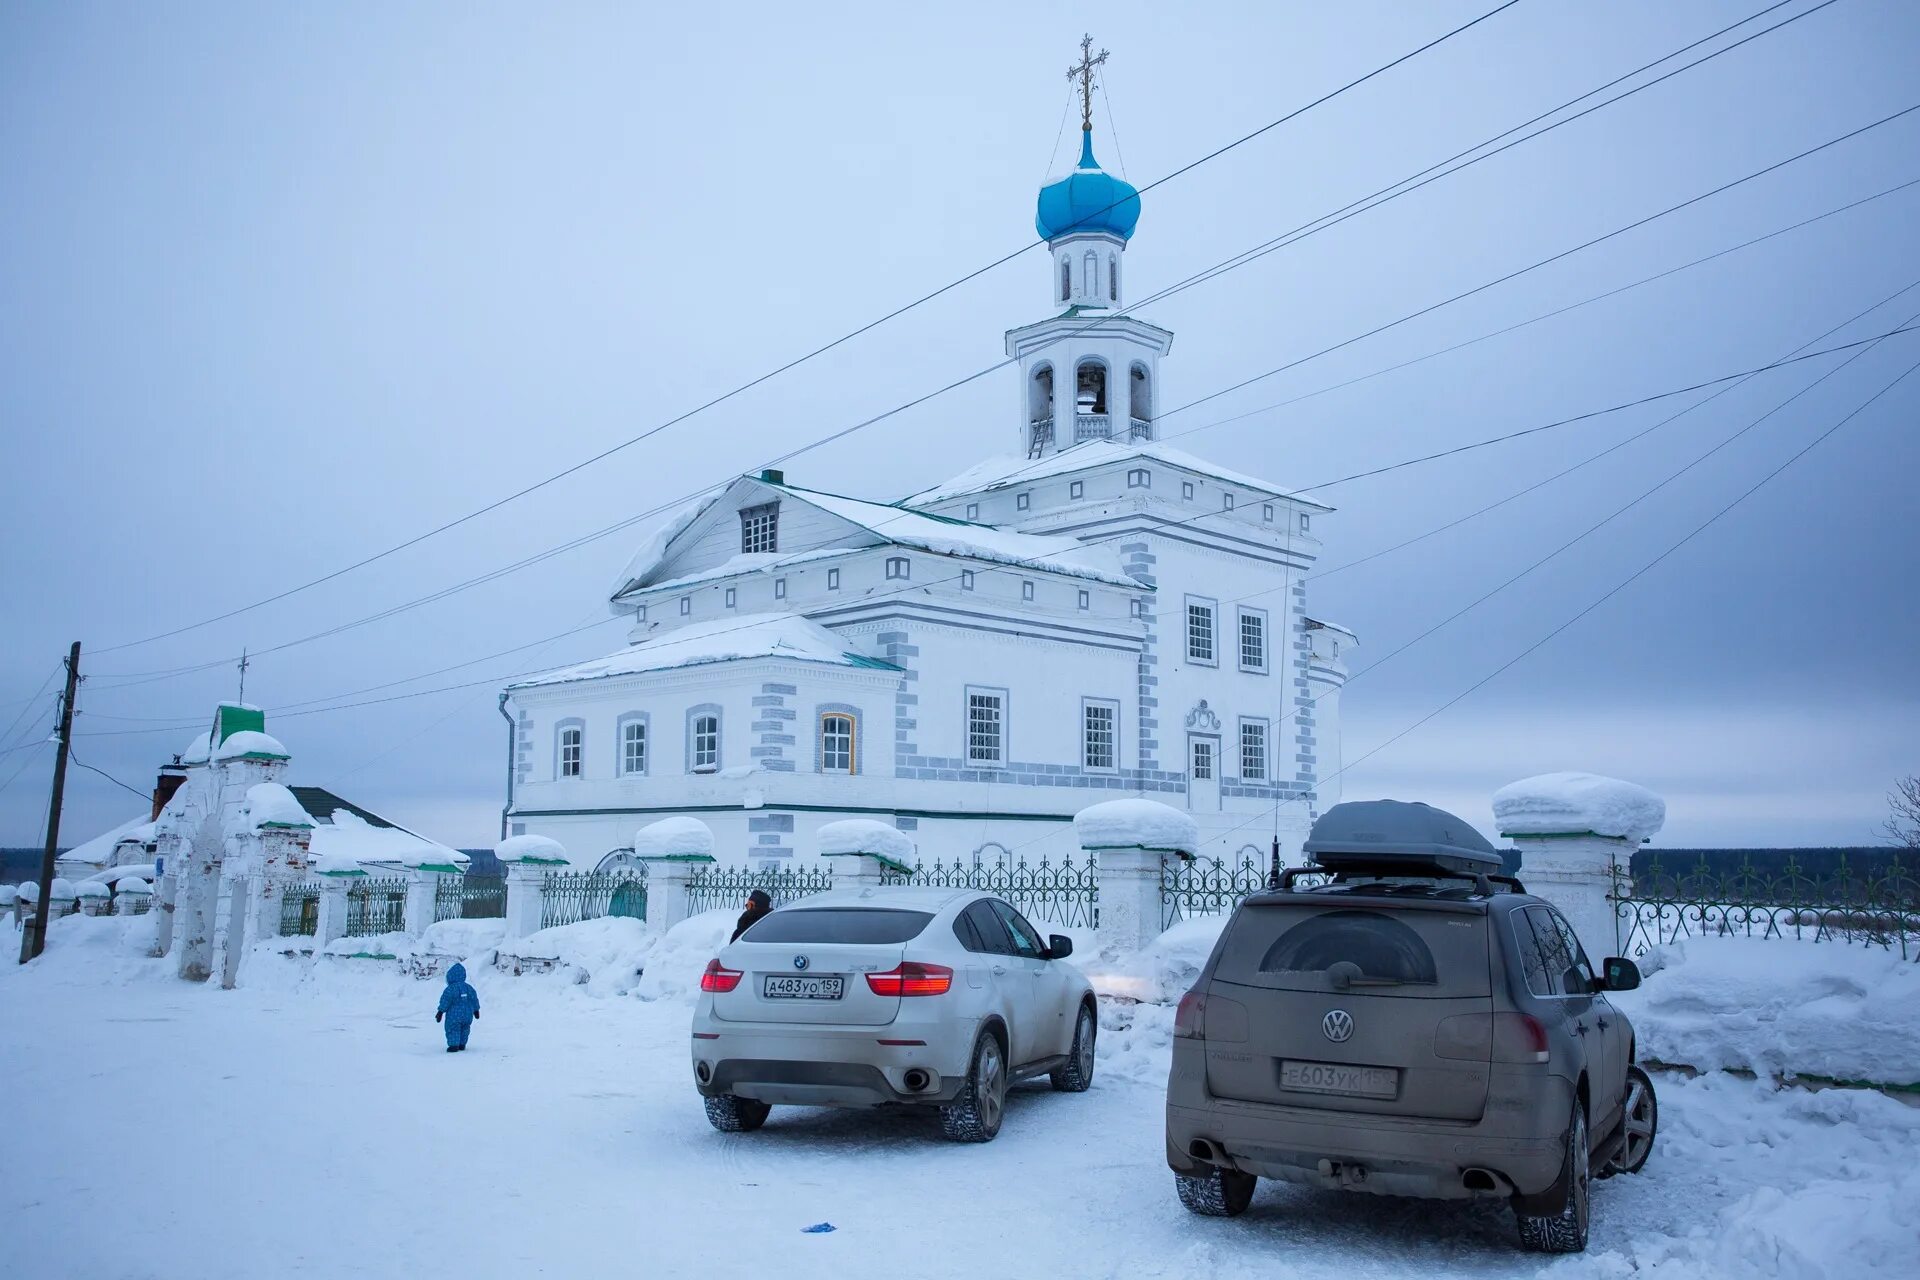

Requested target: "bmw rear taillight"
[
  {"left": 865, "top": 962, "right": 953, "bottom": 996},
  {"left": 1436, "top": 1012, "right": 1550, "bottom": 1064},
  {"left": 700, "top": 959, "right": 743, "bottom": 993},
  {"left": 1174, "top": 990, "right": 1206, "bottom": 1039}
]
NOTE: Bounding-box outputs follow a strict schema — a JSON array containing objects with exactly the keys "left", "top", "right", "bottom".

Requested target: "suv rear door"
[
  {"left": 1204, "top": 896, "right": 1494, "bottom": 1121},
  {"left": 711, "top": 906, "right": 932, "bottom": 1027},
  {"left": 1513, "top": 904, "right": 1617, "bottom": 1132}
]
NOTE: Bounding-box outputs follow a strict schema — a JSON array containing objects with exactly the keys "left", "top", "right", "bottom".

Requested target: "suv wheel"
[
  {"left": 940, "top": 1030, "right": 1007, "bottom": 1142},
  {"left": 704, "top": 1094, "right": 771, "bottom": 1133},
  {"left": 1602, "top": 1065, "right": 1657, "bottom": 1177},
  {"left": 1176, "top": 1168, "right": 1256, "bottom": 1217},
  {"left": 1050, "top": 1003, "right": 1097, "bottom": 1092},
  {"left": 1514, "top": 1101, "right": 1590, "bottom": 1253}
]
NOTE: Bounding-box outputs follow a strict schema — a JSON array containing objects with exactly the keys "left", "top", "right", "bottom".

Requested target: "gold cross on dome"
[{"left": 1066, "top": 34, "right": 1109, "bottom": 133}]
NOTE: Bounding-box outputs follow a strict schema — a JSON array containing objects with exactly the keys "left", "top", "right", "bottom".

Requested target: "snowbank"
[
  {"left": 245, "top": 783, "right": 312, "bottom": 829},
  {"left": 1073, "top": 798, "right": 1198, "bottom": 854},
  {"left": 1492, "top": 771, "right": 1665, "bottom": 841},
  {"left": 495, "top": 834, "right": 570, "bottom": 866},
  {"left": 309, "top": 849, "right": 367, "bottom": 877},
  {"left": 816, "top": 818, "right": 913, "bottom": 861},
  {"left": 501, "top": 917, "right": 657, "bottom": 998},
  {"left": 634, "top": 817, "right": 714, "bottom": 860},
  {"left": 1081, "top": 914, "right": 1227, "bottom": 1005},
  {"left": 634, "top": 910, "right": 736, "bottom": 1002},
  {"left": 214, "top": 730, "right": 288, "bottom": 761},
  {"left": 1610, "top": 936, "right": 1920, "bottom": 1086},
  {"left": 418, "top": 918, "right": 506, "bottom": 959},
  {"left": 321, "top": 931, "right": 412, "bottom": 959}
]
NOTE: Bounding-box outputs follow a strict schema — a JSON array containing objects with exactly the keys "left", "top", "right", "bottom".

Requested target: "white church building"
[{"left": 501, "top": 71, "right": 1354, "bottom": 870}]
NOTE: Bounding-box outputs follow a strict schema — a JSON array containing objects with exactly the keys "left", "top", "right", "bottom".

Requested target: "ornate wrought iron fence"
[
  {"left": 883, "top": 846, "right": 1099, "bottom": 930},
  {"left": 434, "top": 874, "right": 507, "bottom": 922},
  {"left": 539, "top": 868, "right": 648, "bottom": 930},
  {"left": 280, "top": 883, "right": 320, "bottom": 937},
  {"left": 1157, "top": 847, "right": 1332, "bottom": 929},
  {"left": 344, "top": 876, "right": 408, "bottom": 937},
  {"left": 1613, "top": 854, "right": 1920, "bottom": 960},
  {"left": 684, "top": 863, "right": 837, "bottom": 917}
]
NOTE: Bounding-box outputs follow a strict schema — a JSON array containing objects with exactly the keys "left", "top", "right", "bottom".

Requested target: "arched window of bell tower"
[
  {"left": 1083, "top": 250, "right": 1097, "bottom": 300},
  {"left": 1130, "top": 364, "right": 1152, "bottom": 438},
  {"left": 1109, "top": 255, "right": 1118, "bottom": 302},
  {"left": 1075, "top": 359, "right": 1110, "bottom": 440},
  {"left": 1029, "top": 365, "right": 1055, "bottom": 430},
  {"left": 1060, "top": 257, "right": 1071, "bottom": 302}
]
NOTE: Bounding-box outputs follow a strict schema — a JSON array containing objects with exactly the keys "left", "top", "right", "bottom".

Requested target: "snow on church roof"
[
  {"left": 508, "top": 613, "right": 903, "bottom": 692},
  {"left": 902, "top": 439, "right": 1335, "bottom": 510}
]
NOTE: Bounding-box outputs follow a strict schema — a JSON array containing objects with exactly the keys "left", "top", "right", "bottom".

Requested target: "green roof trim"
[
  {"left": 639, "top": 852, "right": 717, "bottom": 864},
  {"left": 841, "top": 653, "right": 904, "bottom": 671},
  {"left": 820, "top": 849, "right": 914, "bottom": 876},
  {"left": 318, "top": 868, "right": 369, "bottom": 878},
  {"left": 257, "top": 820, "right": 314, "bottom": 830},
  {"left": 507, "top": 854, "right": 571, "bottom": 867},
  {"left": 416, "top": 862, "right": 465, "bottom": 874}
]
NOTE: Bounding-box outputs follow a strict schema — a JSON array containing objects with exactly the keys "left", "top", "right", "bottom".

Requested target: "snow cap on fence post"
[
  {"left": 497, "top": 835, "right": 571, "bottom": 940},
  {"left": 816, "top": 819, "right": 913, "bottom": 888},
  {"left": 1076, "top": 799, "right": 1198, "bottom": 954},
  {"left": 634, "top": 818, "right": 715, "bottom": 936},
  {"left": 112, "top": 877, "right": 153, "bottom": 915},
  {"left": 1493, "top": 771, "right": 1666, "bottom": 961}
]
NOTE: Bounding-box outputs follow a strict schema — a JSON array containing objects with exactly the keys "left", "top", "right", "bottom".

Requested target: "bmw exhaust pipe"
[
  {"left": 694, "top": 1061, "right": 713, "bottom": 1085},
  {"left": 902, "top": 1068, "right": 932, "bottom": 1093}
]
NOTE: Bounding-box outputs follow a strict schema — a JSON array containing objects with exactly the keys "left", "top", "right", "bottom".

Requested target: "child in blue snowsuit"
[{"left": 436, "top": 962, "right": 480, "bottom": 1052}]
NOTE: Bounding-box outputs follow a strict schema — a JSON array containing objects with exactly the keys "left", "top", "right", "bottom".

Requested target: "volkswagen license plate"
[
  {"left": 1280, "top": 1060, "right": 1399, "bottom": 1098},
  {"left": 763, "top": 975, "right": 844, "bottom": 1000}
]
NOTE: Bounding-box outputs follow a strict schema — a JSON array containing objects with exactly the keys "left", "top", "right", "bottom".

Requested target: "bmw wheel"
[
  {"left": 1050, "top": 1003, "right": 1097, "bottom": 1092},
  {"left": 703, "top": 1094, "right": 771, "bottom": 1133},
  {"left": 940, "top": 1029, "right": 1007, "bottom": 1142}
]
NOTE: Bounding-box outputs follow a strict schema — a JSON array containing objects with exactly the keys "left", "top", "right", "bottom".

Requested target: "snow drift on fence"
[
  {"left": 816, "top": 818, "right": 913, "bottom": 860},
  {"left": 634, "top": 816, "right": 714, "bottom": 860},
  {"left": 634, "top": 910, "right": 736, "bottom": 1002},
  {"left": 501, "top": 917, "right": 657, "bottom": 996},
  {"left": 1610, "top": 936, "right": 1920, "bottom": 1086},
  {"left": 1492, "top": 770, "right": 1665, "bottom": 841},
  {"left": 1072, "top": 798, "right": 1198, "bottom": 854}
]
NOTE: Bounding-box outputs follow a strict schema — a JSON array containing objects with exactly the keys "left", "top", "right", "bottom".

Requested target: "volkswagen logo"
[
  {"left": 792, "top": 955, "right": 809, "bottom": 971},
  {"left": 1322, "top": 1009, "right": 1354, "bottom": 1043}
]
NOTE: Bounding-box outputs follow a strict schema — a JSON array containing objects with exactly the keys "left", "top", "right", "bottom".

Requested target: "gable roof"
[
  {"left": 901, "top": 439, "right": 1334, "bottom": 510},
  {"left": 508, "top": 613, "right": 904, "bottom": 692}
]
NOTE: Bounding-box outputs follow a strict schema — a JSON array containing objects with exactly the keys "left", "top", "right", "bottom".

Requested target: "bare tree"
[{"left": 1885, "top": 775, "right": 1920, "bottom": 849}]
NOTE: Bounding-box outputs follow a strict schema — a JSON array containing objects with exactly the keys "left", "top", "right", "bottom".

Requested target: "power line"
[
  {"left": 87, "top": 3, "right": 1524, "bottom": 659},
  {"left": 65, "top": 748, "right": 153, "bottom": 805}
]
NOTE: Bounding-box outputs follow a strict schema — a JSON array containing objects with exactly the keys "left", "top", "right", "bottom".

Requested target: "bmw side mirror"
[
  {"left": 1602, "top": 957, "right": 1641, "bottom": 991},
  {"left": 1046, "top": 934, "right": 1074, "bottom": 960}
]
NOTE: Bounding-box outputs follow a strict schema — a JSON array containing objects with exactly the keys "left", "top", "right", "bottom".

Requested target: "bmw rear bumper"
[{"left": 691, "top": 1021, "right": 978, "bottom": 1107}]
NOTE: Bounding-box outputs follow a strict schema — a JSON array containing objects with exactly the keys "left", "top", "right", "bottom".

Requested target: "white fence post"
[
  {"left": 497, "top": 835, "right": 571, "bottom": 940},
  {"left": 1075, "top": 799, "right": 1198, "bottom": 955},
  {"left": 313, "top": 873, "right": 355, "bottom": 948},
  {"left": 1493, "top": 772, "right": 1665, "bottom": 961},
  {"left": 817, "top": 819, "right": 913, "bottom": 893},
  {"left": 641, "top": 856, "right": 711, "bottom": 934}
]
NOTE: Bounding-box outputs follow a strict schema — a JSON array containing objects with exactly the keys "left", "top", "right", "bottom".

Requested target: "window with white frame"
[
  {"left": 1077, "top": 589, "right": 1090, "bottom": 610},
  {"left": 679, "top": 597, "right": 691, "bottom": 616},
  {"left": 1021, "top": 580, "right": 1035, "bottom": 602},
  {"left": 1130, "top": 598, "right": 1144, "bottom": 618},
  {"left": 1182, "top": 480, "right": 1195, "bottom": 500},
  {"left": 1240, "top": 719, "right": 1268, "bottom": 781},
  {"left": 820, "top": 713, "right": 855, "bottom": 774},
  {"left": 620, "top": 720, "right": 647, "bottom": 775},
  {"left": 827, "top": 568, "right": 839, "bottom": 590},
  {"left": 965, "top": 503, "right": 979, "bottom": 520},
  {"left": 774, "top": 577, "right": 787, "bottom": 599},
  {"left": 961, "top": 570, "right": 975, "bottom": 590},
  {"left": 559, "top": 725, "right": 583, "bottom": 778},
  {"left": 691, "top": 714, "right": 719, "bottom": 772},
  {"left": 1222, "top": 492, "right": 1235, "bottom": 510},
  {"left": 724, "top": 587, "right": 736, "bottom": 608},
  {"left": 1238, "top": 608, "right": 1268, "bottom": 673},
  {"left": 1263, "top": 503, "right": 1274, "bottom": 522},
  {"left": 1127, "top": 468, "right": 1150, "bottom": 488},
  {"left": 739, "top": 502, "right": 779, "bottom": 554},
  {"left": 634, "top": 604, "right": 647, "bottom": 622},
  {"left": 1082, "top": 700, "right": 1117, "bottom": 771},
  {"left": 1017, "top": 492, "right": 1031, "bottom": 511},
  {"left": 1186, "top": 597, "right": 1217, "bottom": 664},
  {"left": 1300, "top": 513, "right": 1312, "bottom": 533},
  {"left": 885, "top": 556, "right": 910, "bottom": 580},
  {"left": 966, "top": 688, "right": 1005, "bottom": 764},
  {"left": 1070, "top": 480, "right": 1084, "bottom": 499}
]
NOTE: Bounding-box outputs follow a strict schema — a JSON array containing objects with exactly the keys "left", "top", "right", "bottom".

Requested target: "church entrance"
[{"left": 1187, "top": 734, "right": 1220, "bottom": 811}]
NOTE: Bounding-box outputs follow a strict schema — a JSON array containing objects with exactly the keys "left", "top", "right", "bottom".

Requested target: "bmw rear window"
[
  {"left": 742, "top": 908, "right": 934, "bottom": 945},
  {"left": 1213, "top": 903, "right": 1490, "bottom": 998}
]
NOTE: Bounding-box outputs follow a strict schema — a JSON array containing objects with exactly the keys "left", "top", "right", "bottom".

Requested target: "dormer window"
[
  {"left": 740, "top": 502, "right": 779, "bottom": 554},
  {"left": 886, "top": 556, "right": 910, "bottom": 580}
]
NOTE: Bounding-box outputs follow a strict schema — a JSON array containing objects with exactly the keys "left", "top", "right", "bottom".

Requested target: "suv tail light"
[
  {"left": 865, "top": 962, "right": 953, "bottom": 997},
  {"left": 700, "top": 959, "right": 743, "bottom": 993},
  {"left": 1435, "top": 1012, "right": 1550, "bottom": 1064},
  {"left": 1174, "top": 990, "right": 1206, "bottom": 1039}
]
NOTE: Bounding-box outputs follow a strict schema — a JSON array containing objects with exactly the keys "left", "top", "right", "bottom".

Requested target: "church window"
[
  {"left": 620, "top": 719, "right": 648, "bottom": 776},
  {"left": 1021, "top": 580, "right": 1035, "bottom": 602},
  {"left": 1222, "top": 492, "right": 1235, "bottom": 511},
  {"left": 965, "top": 503, "right": 979, "bottom": 520},
  {"left": 966, "top": 687, "right": 1006, "bottom": 765},
  {"left": 1016, "top": 492, "right": 1031, "bottom": 511},
  {"left": 1077, "top": 589, "right": 1090, "bottom": 610},
  {"left": 886, "top": 556, "right": 910, "bottom": 580},
  {"left": 1082, "top": 700, "right": 1117, "bottom": 771},
  {"left": 690, "top": 712, "right": 720, "bottom": 772},
  {"left": 774, "top": 577, "right": 787, "bottom": 600},
  {"left": 1239, "top": 608, "right": 1268, "bottom": 673},
  {"left": 679, "top": 597, "right": 691, "bottom": 616},
  {"left": 1061, "top": 258, "right": 1071, "bottom": 301},
  {"left": 1263, "top": 503, "right": 1274, "bottom": 522},
  {"left": 961, "top": 570, "right": 975, "bottom": 590},
  {"left": 740, "top": 503, "right": 779, "bottom": 554},
  {"left": 724, "top": 588, "right": 736, "bottom": 608},
  {"left": 827, "top": 568, "right": 840, "bottom": 590},
  {"left": 1109, "top": 255, "right": 1118, "bottom": 301},
  {"left": 558, "top": 724, "right": 583, "bottom": 779},
  {"left": 1083, "top": 250, "right": 1097, "bottom": 297},
  {"left": 1070, "top": 480, "right": 1084, "bottom": 499},
  {"left": 1181, "top": 481, "right": 1195, "bottom": 500},
  {"left": 1186, "top": 597, "right": 1217, "bottom": 665},
  {"left": 820, "top": 714, "right": 855, "bottom": 774},
  {"left": 1127, "top": 468, "right": 1150, "bottom": 488},
  {"left": 1240, "top": 719, "right": 1269, "bottom": 781}
]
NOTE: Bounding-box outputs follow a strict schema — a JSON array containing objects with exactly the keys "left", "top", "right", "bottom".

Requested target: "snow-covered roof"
[
  {"left": 246, "top": 783, "right": 313, "bottom": 830},
  {"left": 496, "top": 834, "right": 571, "bottom": 866},
  {"left": 310, "top": 810, "right": 467, "bottom": 872},
  {"left": 903, "top": 439, "right": 1335, "bottom": 510},
  {"left": 215, "top": 730, "right": 289, "bottom": 761},
  {"left": 1073, "top": 798, "right": 1200, "bottom": 854},
  {"left": 817, "top": 819, "right": 914, "bottom": 862},
  {"left": 634, "top": 817, "right": 715, "bottom": 860},
  {"left": 180, "top": 731, "right": 213, "bottom": 765},
  {"left": 1304, "top": 617, "right": 1357, "bottom": 640},
  {"left": 508, "top": 614, "right": 903, "bottom": 692},
  {"left": 60, "top": 816, "right": 152, "bottom": 870},
  {"left": 1493, "top": 772, "right": 1666, "bottom": 843}
]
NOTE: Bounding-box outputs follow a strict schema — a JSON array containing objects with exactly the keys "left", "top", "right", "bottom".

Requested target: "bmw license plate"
[
  {"left": 1280, "top": 1060, "right": 1399, "bottom": 1098},
  {"left": 762, "top": 975, "right": 844, "bottom": 1000}
]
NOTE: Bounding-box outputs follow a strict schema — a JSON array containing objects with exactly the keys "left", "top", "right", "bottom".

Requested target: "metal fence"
[
  {"left": 344, "top": 876, "right": 408, "bottom": 937},
  {"left": 884, "top": 844, "right": 1099, "bottom": 930},
  {"left": 435, "top": 874, "right": 507, "bottom": 922},
  {"left": 685, "top": 863, "right": 836, "bottom": 917},
  {"left": 280, "top": 883, "right": 320, "bottom": 937},
  {"left": 539, "top": 869, "right": 648, "bottom": 930},
  {"left": 1158, "top": 846, "right": 1331, "bottom": 929},
  {"left": 1613, "top": 854, "right": 1920, "bottom": 960}
]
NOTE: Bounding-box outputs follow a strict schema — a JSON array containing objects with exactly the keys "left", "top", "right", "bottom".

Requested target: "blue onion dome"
[{"left": 1035, "top": 131, "right": 1141, "bottom": 242}]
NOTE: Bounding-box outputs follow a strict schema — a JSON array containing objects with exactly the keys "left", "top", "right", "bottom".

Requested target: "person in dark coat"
[
  {"left": 732, "top": 889, "right": 772, "bottom": 942},
  {"left": 436, "top": 962, "right": 480, "bottom": 1052}
]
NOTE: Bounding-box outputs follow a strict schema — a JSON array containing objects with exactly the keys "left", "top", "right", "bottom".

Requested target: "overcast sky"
[{"left": 2, "top": 1, "right": 1916, "bottom": 853}]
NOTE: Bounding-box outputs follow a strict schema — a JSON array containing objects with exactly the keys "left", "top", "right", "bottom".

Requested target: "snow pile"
[
  {"left": 501, "top": 918, "right": 658, "bottom": 996},
  {"left": 49, "top": 877, "right": 76, "bottom": 902},
  {"left": 84, "top": 864, "right": 157, "bottom": 885},
  {"left": 179, "top": 730, "right": 213, "bottom": 764},
  {"left": 1611, "top": 936, "right": 1920, "bottom": 1085},
  {"left": 213, "top": 730, "right": 289, "bottom": 761},
  {"left": 311, "top": 810, "right": 465, "bottom": 871},
  {"left": 634, "top": 910, "right": 736, "bottom": 1002},
  {"left": 1073, "top": 798, "right": 1198, "bottom": 854},
  {"left": 322, "top": 932, "right": 412, "bottom": 959},
  {"left": 417, "top": 918, "right": 507, "bottom": 959},
  {"left": 0, "top": 886, "right": 14, "bottom": 905},
  {"left": 816, "top": 818, "right": 913, "bottom": 861},
  {"left": 608, "top": 489, "right": 724, "bottom": 597},
  {"left": 115, "top": 878, "right": 152, "bottom": 896},
  {"left": 74, "top": 881, "right": 109, "bottom": 900},
  {"left": 510, "top": 614, "right": 896, "bottom": 690},
  {"left": 309, "top": 849, "right": 367, "bottom": 876},
  {"left": 634, "top": 816, "right": 714, "bottom": 860},
  {"left": 1081, "top": 914, "right": 1227, "bottom": 1006},
  {"left": 495, "top": 834, "right": 570, "bottom": 866},
  {"left": 244, "top": 783, "right": 312, "bottom": 829},
  {"left": 1492, "top": 770, "right": 1665, "bottom": 841}
]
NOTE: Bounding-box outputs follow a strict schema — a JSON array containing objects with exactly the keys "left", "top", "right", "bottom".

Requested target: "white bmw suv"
[{"left": 690, "top": 885, "right": 1097, "bottom": 1141}]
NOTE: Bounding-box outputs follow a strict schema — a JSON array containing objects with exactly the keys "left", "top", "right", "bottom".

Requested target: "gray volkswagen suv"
[{"left": 1165, "top": 801, "right": 1657, "bottom": 1253}]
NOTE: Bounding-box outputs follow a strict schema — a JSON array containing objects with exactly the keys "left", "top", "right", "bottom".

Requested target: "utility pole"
[{"left": 21, "top": 641, "right": 80, "bottom": 964}]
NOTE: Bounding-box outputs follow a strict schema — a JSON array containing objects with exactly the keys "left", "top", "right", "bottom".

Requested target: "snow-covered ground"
[{"left": 1, "top": 914, "right": 1914, "bottom": 1279}]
